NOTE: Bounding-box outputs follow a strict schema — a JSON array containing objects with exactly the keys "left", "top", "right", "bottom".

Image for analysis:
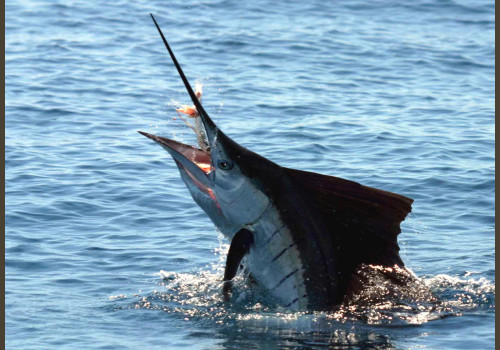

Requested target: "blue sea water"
[{"left": 5, "top": 0, "right": 495, "bottom": 349}]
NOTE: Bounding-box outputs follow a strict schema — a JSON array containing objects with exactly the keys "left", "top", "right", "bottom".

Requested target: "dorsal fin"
[{"left": 285, "top": 168, "right": 413, "bottom": 267}]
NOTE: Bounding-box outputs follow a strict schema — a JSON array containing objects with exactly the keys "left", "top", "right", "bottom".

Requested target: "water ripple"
[{"left": 6, "top": 0, "right": 494, "bottom": 349}]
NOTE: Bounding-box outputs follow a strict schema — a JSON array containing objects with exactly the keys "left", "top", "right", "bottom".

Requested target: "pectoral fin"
[{"left": 222, "top": 228, "right": 254, "bottom": 299}]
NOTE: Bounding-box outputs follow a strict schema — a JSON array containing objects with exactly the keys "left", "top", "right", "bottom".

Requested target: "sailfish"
[{"left": 139, "top": 14, "right": 414, "bottom": 311}]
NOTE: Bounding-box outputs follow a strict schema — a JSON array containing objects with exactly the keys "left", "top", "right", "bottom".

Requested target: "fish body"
[{"left": 139, "top": 15, "right": 414, "bottom": 310}]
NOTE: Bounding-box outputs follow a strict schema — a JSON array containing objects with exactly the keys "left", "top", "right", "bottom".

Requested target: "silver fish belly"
[{"left": 247, "top": 206, "right": 308, "bottom": 311}]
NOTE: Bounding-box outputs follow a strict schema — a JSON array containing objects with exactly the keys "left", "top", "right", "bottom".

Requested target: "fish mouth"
[{"left": 138, "top": 131, "right": 213, "bottom": 189}]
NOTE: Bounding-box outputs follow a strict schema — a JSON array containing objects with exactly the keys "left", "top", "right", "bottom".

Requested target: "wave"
[{"left": 109, "top": 262, "right": 494, "bottom": 328}]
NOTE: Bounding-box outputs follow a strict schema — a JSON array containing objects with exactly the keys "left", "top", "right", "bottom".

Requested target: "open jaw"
[{"left": 138, "top": 131, "right": 213, "bottom": 182}]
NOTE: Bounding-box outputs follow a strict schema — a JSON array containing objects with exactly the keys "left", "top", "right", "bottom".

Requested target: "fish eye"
[{"left": 217, "top": 159, "right": 233, "bottom": 170}]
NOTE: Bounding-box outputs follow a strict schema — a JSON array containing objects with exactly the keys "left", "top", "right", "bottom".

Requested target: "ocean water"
[{"left": 5, "top": 0, "right": 495, "bottom": 349}]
